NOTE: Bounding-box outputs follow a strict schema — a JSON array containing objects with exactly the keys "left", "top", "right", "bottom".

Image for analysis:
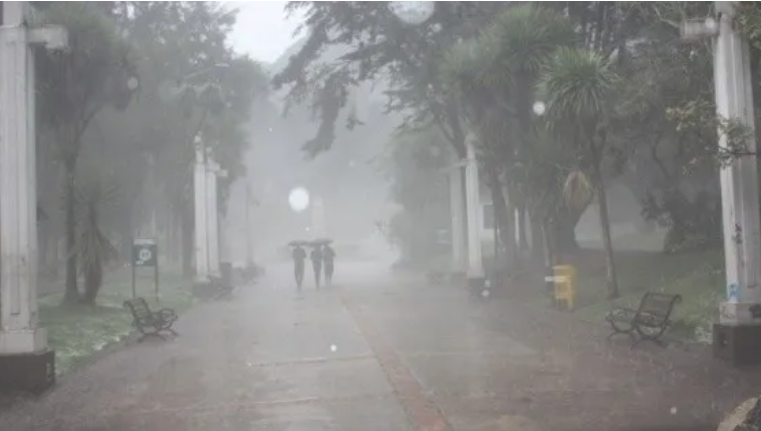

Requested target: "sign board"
[
  {"left": 131, "top": 238, "right": 159, "bottom": 301},
  {"left": 132, "top": 238, "right": 157, "bottom": 267}
]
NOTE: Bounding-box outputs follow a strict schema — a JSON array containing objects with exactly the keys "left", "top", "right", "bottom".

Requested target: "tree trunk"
[
  {"left": 181, "top": 207, "right": 193, "bottom": 277},
  {"left": 593, "top": 165, "right": 619, "bottom": 299},
  {"left": 518, "top": 205, "right": 529, "bottom": 250},
  {"left": 541, "top": 217, "right": 555, "bottom": 268},
  {"left": 62, "top": 166, "right": 79, "bottom": 304},
  {"left": 81, "top": 263, "right": 103, "bottom": 305},
  {"left": 552, "top": 205, "right": 582, "bottom": 255},
  {"left": 530, "top": 210, "right": 545, "bottom": 263},
  {"left": 488, "top": 171, "right": 515, "bottom": 267}
]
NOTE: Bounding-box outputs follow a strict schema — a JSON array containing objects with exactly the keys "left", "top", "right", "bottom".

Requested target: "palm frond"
[
  {"left": 74, "top": 226, "right": 119, "bottom": 275},
  {"left": 483, "top": 4, "right": 577, "bottom": 89},
  {"left": 440, "top": 38, "right": 494, "bottom": 100},
  {"left": 563, "top": 170, "right": 594, "bottom": 210},
  {"left": 538, "top": 47, "right": 621, "bottom": 123}
]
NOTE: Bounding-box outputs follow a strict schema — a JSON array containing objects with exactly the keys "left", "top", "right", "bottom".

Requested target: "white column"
[
  {"left": 0, "top": 2, "right": 66, "bottom": 354},
  {"left": 464, "top": 135, "right": 484, "bottom": 279},
  {"left": 206, "top": 159, "right": 220, "bottom": 277},
  {"left": 449, "top": 164, "right": 466, "bottom": 273},
  {"left": 193, "top": 137, "right": 209, "bottom": 283},
  {"left": 714, "top": 2, "right": 761, "bottom": 325}
]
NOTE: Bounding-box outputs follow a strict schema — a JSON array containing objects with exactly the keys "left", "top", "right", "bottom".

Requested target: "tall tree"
[
  {"left": 37, "top": 2, "right": 137, "bottom": 304},
  {"left": 539, "top": 47, "right": 623, "bottom": 298},
  {"left": 440, "top": 4, "right": 577, "bottom": 262},
  {"left": 107, "top": 1, "right": 270, "bottom": 274}
]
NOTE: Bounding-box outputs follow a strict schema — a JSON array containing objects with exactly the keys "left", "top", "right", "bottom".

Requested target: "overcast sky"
[{"left": 228, "top": 1, "right": 305, "bottom": 64}]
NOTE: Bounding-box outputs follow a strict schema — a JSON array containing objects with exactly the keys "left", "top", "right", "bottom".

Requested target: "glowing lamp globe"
[{"left": 288, "top": 187, "right": 310, "bottom": 213}]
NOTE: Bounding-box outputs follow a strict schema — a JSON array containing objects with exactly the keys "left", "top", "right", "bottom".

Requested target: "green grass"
[
  {"left": 568, "top": 249, "right": 724, "bottom": 344},
  {"left": 39, "top": 271, "right": 195, "bottom": 375}
]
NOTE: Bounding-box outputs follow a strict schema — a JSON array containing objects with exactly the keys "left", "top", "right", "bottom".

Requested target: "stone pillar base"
[
  {"left": 713, "top": 323, "right": 761, "bottom": 366},
  {"left": 0, "top": 328, "right": 47, "bottom": 354},
  {"left": 0, "top": 349, "right": 55, "bottom": 395}
]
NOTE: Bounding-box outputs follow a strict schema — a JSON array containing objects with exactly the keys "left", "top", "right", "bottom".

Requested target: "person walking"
[
  {"left": 310, "top": 245, "right": 323, "bottom": 288},
  {"left": 323, "top": 244, "right": 336, "bottom": 285},
  {"left": 292, "top": 245, "right": 307, "bottom": 289}
]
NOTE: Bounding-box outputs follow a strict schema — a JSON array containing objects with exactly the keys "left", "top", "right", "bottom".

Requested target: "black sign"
[{"left": 132, "top": 238, "right": 157, "bottom": 267}]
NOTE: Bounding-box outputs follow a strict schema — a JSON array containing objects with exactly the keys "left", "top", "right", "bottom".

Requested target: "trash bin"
[{"left": 551, "top": 264, "right": 576, "bottom": 311}]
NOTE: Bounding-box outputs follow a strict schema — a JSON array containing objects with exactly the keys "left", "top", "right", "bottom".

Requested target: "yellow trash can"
[{"left": 552, "top": 265, "right": 576, "bottom": 311}]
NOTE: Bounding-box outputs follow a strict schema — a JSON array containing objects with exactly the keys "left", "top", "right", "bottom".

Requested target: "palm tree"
[
  {"left": 539, "top": 47, "right": 622, "bottom": 298},
  {"left": 37, "top": 3, "right": 136, "bottom": 304},
  {"left": 73, "top": 177, "right": 120, "bottom": 305},
  {"left": 441, "top": 4, "right": 579, "bottom": 263}
]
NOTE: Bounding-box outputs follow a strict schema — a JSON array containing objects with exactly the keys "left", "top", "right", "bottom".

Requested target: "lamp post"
[
  {"left": 681, "top": 2, "right": 761, "bottom": 364},
  {"left": 0, "top": 1, "right": 68, "bottom": 393}
]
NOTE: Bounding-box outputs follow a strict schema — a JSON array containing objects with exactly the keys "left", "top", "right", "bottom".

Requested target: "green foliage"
[
  {"left": 735, "top": 2, "right": 761, "bottom": 51},
  {"left": 480, "top": 4, "right": 577, "bottom": 89},
  {"left": 563, "top": 170, "right": 594, "bottom": 212},
  {"left": 37, "top": 2, "right": 135, "bottom": 150},
  {"left": 384, "top": 128, "right": 449, "bottom": 264},
  {"left": 72, "top": 173, "right": 121, "bottom": 304},
  {"left": 539, "top": 48, "right": 620, "bottom": 125},
  {"left": 33, "top": 1, "right": 271, "bottom": 300},
  {"left": 274, "top": 1, "right": 497, "bottom": 157}
]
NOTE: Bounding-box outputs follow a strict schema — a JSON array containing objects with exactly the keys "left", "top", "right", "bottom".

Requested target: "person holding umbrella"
[
  {"left": 310, "top": 243, "right": 323, "bottom": 288},
  {"left": 323, "top": 244, "right": 336, "bottom": 285},
  {"left": 290, "top": 241, "right": 307, "bottom": 289}
]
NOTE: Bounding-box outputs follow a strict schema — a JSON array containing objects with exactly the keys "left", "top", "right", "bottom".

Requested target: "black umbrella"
[
  {"left": 288, "top": 240, "right": 310, "bottom": 247},
  {"left": 310, "top": 238, "right": 333, "bottom": 246}
]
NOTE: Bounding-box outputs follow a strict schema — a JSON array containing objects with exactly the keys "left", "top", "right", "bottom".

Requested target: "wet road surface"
[{"left": 0, "top": 260, "right": 759, "bottom": 430}]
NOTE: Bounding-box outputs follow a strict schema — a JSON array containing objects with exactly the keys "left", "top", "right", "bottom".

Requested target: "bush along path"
[{"left": 40, "top": 272, "right": 195, "bottom": 376}]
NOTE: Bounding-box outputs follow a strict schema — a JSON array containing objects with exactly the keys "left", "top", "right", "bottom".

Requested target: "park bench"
[
  {"left": 208, "top": 273, "right": 234, "bottom": 300},
  {"left": 605, "top": 292, "right": 682, "bottom": 347},
  {"left": 123, "top": 297, "right": 178, "bottom": 342}
]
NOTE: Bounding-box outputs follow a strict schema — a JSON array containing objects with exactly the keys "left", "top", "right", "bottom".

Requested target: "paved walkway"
[{"left": 1, "top": 260, "right": 759, "bottom": 430}]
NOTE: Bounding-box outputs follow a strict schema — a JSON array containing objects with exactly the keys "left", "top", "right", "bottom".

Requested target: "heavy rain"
[{"left": 1, "top": 2, "right": 761, "bottom": 431}]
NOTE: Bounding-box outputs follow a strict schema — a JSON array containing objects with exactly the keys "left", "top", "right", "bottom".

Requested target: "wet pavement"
[{"left": 1, "top": 260, "right": 760, "bottom": 430}]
